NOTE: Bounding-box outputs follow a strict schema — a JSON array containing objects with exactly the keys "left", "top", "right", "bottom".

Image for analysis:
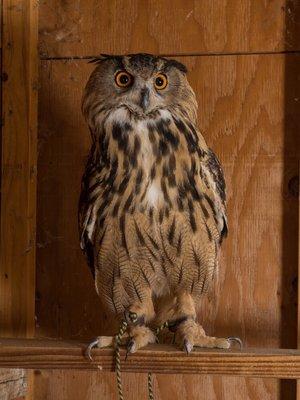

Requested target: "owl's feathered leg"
[
  {"left": 175, "top": 319, "right": 230, "bottom": 353},
  {"left": 124, "top": 290, "right": 155, "bottom": 325},
  {"left": 155, "top": 291, "right": 196, "bottom": 326},
  {"left": 84, "top": 320, "right": 156, "bottom": 359},
  {"left": 124, "top": 287, "right": 157, "bottom": 354},
  {"left": 85, "top": 333, "right": 130, "bottom": 361},
  {"left": 169, "top": 292, "right": 236, "bottom": 353},
  {"left": 85, "top": 288, "right": 156, "bottom": 359},
  {"left": 126, "top": 325, "right": 156, "bottom": 354}
]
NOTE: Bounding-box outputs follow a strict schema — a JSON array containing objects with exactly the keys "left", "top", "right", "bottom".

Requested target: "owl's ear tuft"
[
  {"left": 88, "top": 54, "right": 123, "bottom": 65},
  {"left": 88, "top": 55, "right": 109, "bottom": 64},
  {"left": 163, "top": 58, "right": 188, "bottom": 74}
]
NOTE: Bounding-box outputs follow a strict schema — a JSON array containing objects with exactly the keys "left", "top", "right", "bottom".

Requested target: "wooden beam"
[{"left": 0, "top": 339, "right": 300, "bottom": 379}]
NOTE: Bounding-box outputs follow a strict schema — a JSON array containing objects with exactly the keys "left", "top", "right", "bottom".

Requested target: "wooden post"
[{"left": 0, "top": 0, "right": 38, "bottom": 398}]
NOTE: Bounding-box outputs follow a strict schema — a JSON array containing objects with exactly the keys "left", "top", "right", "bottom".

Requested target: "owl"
[{"left": 79, "top": 54, "right": 240, "bottom": 357}]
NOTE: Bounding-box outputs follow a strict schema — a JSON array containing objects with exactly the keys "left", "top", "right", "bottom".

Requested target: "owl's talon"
[
  {"left": 183, "top": 339, "right": 193, "bottom": 354},
  {"left": 126, "top": 338, "right": 137, "bottom": 356},
  {"left": 84, "top": 338, "right": 100, "bottom": 362},
  {"left": 227, "top": 337, "right": 243, "bottom": 349},
  {"left": 172, "top": 333, "right": 176, "bottom": 345}
]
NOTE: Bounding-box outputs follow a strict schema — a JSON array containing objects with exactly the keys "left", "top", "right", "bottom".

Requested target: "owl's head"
[{"left": 82, "top": 53, "right": 197, "bottom": 127}]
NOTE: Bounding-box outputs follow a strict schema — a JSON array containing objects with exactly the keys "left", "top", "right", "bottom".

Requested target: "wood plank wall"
[
  {"left": 36, "top": 1, "right": 300, "bottom": 399},
  {"left": 1, "top": 0, "right": 38, "bottom": 399},
  {"left": 1, "top": 0, "right": 38, "bottom": 342}
]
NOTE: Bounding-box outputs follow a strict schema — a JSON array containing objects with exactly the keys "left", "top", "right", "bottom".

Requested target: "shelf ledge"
[{"left": 0, "top": 338, "right": 300, "bottom": 379}]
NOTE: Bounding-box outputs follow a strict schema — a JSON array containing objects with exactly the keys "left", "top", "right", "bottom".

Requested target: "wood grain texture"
[
  {"left": 35, "top": 54, "right": 299, "bottom": 399},
  {"left": 37, "top": 0, "right": 300, "bottom": 58},
  {"left": 284, "top": 2, "right": 300, "bottom": 398},
  {"left": 0, "top": 0, "right": 38, "bottom": 338},
  {"left": 0, "top": 1, "right": 38, "bottom": 399},
  {"left": 34, "top": 370, "right": 280, "bottom": 400},
  {"left": 2, "top": 339, "right": 300, "bottom": 379}
]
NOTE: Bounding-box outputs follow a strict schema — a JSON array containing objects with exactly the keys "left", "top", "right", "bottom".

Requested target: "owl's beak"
[{"left": 139, "top": 87, "right": 150, "bottom": 112}]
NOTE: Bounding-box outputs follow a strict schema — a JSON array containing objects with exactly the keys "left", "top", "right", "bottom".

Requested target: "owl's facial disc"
[
  {"left": 114, "top": 71, "right": 169, "bottom": 116},
  {"left": 138, "top": 74, "right": 168, "bottom": 112},
  {"left": 83, "top": 54, "right": 198, "bottom": 126}
]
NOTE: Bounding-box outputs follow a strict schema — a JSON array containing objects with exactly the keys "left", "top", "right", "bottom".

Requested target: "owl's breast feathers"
[{"left": 79, "top": 107, "right": 227, "bottom": 298}]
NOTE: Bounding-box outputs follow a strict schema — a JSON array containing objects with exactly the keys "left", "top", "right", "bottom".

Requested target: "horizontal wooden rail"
[{"left": 0, "top": 338, "right": 300, "bottom": 379}]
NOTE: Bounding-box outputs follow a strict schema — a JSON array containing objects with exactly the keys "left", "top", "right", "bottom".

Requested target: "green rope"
[
  {"left": 114, "top": 320, "right": 128, "bottom": 400},
  {"left": 147, "top": 321, "right": 169, "bottom": 400}
]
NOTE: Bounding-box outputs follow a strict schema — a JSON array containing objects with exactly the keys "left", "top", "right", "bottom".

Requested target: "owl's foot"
[
  {"left": 124, "top": 287, "right": 156, "bottom": 326},
  {"left": 126, "top": 325, "right": 156, "bottom": 355},
  {"left": 175, "top": 319, "right": 242, "bottom": 353},
  {"left": 85, "top": 335, "right": 129, "bottom": 361}
]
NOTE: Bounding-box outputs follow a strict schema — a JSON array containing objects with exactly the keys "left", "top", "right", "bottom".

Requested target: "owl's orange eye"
[
  {"left": 154, "top": 74, "right": 168, "bottom": 90},
  {"left": 115, "top": 71, "right": 133, "bottom": 88}
]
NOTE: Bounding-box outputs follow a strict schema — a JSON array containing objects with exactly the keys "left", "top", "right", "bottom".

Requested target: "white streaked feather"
[{"left": 146, "top": 183, "right": 163, "bottom": 208}]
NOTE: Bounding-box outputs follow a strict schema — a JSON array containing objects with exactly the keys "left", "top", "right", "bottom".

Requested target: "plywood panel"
[
  {"left": 38, "top": 0, "right": 300, "bottom": 58},
  {"left": 35, "top": 54, "right": 299, "bottom": 399},
  {"left": 34, "top": 370, "right": 280, "bottom": 400}
]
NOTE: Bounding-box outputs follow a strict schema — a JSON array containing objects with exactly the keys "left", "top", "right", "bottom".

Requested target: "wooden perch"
[{"left": 0, "top": 338, "right": 300, "bottom": 379}]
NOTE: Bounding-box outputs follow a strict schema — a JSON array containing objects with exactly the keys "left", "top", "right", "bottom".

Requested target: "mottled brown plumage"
[{"left": 79, "top": 54, "right": 233, "bottom": 354}]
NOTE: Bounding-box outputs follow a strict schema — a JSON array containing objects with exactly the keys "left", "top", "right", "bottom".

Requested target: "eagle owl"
[{"left": 79, "top": 53, "right": 238, "bottom": 356}]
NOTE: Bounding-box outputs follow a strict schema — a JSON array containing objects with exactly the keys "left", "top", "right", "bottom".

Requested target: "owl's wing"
[
  {"left": 204, "top": 148, "right": 228, "bottom": 241},
  {"left": 78, "top": 151, "right": 99, "bottom": 279}
]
